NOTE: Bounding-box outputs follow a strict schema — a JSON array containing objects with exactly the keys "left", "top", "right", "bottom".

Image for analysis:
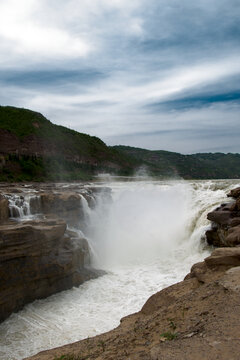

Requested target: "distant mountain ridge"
[
  {"left": 0, "top": 105, "right": 239, "bottom": 181},
  {"left": 113, "top": 145, "right": 240, "bottom": 179}
]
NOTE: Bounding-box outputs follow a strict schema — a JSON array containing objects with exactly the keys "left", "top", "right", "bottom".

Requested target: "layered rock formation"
[
  {"left": 31, "top": 192, "right": 87, "bottom": 229},
  {"left": 0, "top": 184, "right": 103, "bottom": 323},
  {"left": 206, "top": 186, "right": 240, "bottom": 247},
  {"left": 30, "top": 187, "right": 110, "bottom": 228}
]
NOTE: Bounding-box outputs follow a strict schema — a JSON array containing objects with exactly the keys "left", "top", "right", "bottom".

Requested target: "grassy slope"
[
  {"left": 0, "top": 106, "right": 135, "bottom": 181},
  {"left": 0, "top": 106, "right": 122, "bottom": 160}
]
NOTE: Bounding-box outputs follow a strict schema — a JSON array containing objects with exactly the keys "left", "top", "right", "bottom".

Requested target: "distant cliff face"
[{"left": 0, "top": 128, "right": 54, "bottom": 157}]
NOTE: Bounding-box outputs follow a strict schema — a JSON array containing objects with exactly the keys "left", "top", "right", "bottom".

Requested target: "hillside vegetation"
[
  {"left": 0, "top": 106, "right": 122, "bottom": 159},
  {"left": 0, "top": 106, "right": 239, "bottom": 181},
  {"left": 0, "top": 106, "right": 135, "bottom": 181},
  {"left": 113, "top": 146, "right": 240, "bottom": 179}
]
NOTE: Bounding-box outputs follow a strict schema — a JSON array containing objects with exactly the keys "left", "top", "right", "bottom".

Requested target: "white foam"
[{"left": 0, "top": 179, "right": 238, "bottom": 360}]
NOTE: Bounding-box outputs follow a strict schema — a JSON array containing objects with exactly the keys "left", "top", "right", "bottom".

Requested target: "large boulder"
[
  {"left": 227, "top": 187, "right": 240, "bottom": 199},
  {"left": 205, "top": 247, "right": 240, "bottom": 267},
  {"left": 185, "top": 247, "right": 240, "bottom": 285},
  {"left": 206, "top": 188, "right": 240, "bottom": 247},
  {"left": 206, "top": 226, "right": 229, "bottom": 247},
  {"left": 207, "top": 210, "right": 232, "bottom": 226},
  {"left": 235, "top": 198, "right": 240, "bottom": 211},
  {"left": 0, "top": 217, "right": 98, "bottom": 323},
  {"left": 225, "top": 226, "right": 240, "bottom": 246}
]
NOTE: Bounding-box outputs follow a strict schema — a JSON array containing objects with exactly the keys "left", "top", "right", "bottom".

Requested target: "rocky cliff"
[
  {"left": 206, "top": 187, "right": 240, "bottom": 247},
  {"left": 24, "top": 187, "right": 240, "bottom": 360},
  {"left": 0, "top": 183, "right": 104, "bottom": 323}
]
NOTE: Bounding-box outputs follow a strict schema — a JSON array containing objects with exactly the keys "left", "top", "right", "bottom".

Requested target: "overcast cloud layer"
[{"left": 0, "top": 0, "right": 239, "bottom": 153}]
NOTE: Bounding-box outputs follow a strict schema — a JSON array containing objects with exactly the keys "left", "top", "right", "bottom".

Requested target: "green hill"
[
  {"left": 0, "top": 106, "right": 239, "bottom": 182},
  {"left": 0, "top": 106, "right": 135, "bottom": 181}
]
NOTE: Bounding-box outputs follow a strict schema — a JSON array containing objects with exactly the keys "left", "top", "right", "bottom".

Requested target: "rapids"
[{"left": 0, "top": 179, "right": 239, "bottom": 360}]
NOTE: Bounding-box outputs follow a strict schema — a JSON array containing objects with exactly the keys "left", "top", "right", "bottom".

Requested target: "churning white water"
[{"left": 0, "top": 179, "right": 238, "bottom": 360}]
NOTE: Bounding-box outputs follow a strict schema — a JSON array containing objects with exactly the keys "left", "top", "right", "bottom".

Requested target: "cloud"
[
  {"left": 0, "top": 0, "right": 239, "bottom": 153},
  {"left": 0, "top": 0, "right": 144, "bottom": 67},
  {"left": 0, "top": 69, "right": 106, "bottom": 89},
  {"left": 0, "top": 0, "right": 90, "bottom": 66},
  {"left": 104, "top": 103, "right": 240, "bottom": 153},
  {"left": 148, "top": 91, "right": 240, "bottom": 111}
]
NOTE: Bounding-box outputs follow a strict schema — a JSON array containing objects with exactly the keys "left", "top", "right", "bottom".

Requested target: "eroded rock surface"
[
  {"left": 0, "top": 217, "right": 98, "bottom": 323},
  {"left": 30, "top": 187, "right": 111, "bottom": 228},
  {"left": 38, "top": 192, "right": 86, "bottom": 228}
]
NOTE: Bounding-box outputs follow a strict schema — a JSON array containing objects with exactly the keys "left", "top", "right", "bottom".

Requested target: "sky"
[{"left": 0, "top": 0, "right": 239, "bottom": 154}]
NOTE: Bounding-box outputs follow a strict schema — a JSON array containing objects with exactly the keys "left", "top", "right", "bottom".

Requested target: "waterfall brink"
[
  {"left": 87, "top": 183, "right": 192, "bottom": 267},
  {"left": 79, "top": 194, "right": 91, "bottom": 224},
  {"left": 86, "top": 181, "right": 232, "bottom": 268},
  {"left": 5, "top": 194, "right": 42, "bottom": 219},
  {"left": 0, "top": 180, "right": 238, "bottom": 360},
  {"left": 5, "top": 194, "right": 32, "bottom": 218}
]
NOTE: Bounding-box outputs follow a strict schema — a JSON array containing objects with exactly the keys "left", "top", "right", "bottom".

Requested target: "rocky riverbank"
[
  {"left": 0, "top": 183, "right": 108, "bottom": 323},
  {"left": 206, "top": 186, "right": 240, "bottom": 247},
  {"left": 24, "top": 186, "right": 240, "bottom": 360}
]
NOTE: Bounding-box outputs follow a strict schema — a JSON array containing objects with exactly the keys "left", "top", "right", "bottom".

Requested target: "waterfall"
[
  {"left": 5, "top": 194, "right": 43, "bottom": 219},
  {"left": 5, "top": 194, "right": 31, "bottom": 218},
  {"left": 80, "top": 194, "right": 91, "bottom": 219},
  {"left": 0, "top": 179, "right": 238, "bottom": 360},
  {"left": 86, "top": 180, "right": 232, "bottom": 269}
]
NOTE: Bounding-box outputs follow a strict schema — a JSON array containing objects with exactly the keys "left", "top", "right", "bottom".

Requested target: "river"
[{"left": 0, "top": 179, "right": 239, "bottom": 360}]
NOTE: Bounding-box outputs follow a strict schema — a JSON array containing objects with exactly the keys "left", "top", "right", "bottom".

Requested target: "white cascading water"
[
  {"left": 5, "top": 194, "right": 40, "bottom": 220},
  {"left": 0, "top": 179, "right": 238, "bottom": 360},
  {"left": 6, "top": 194, "right": 31, "bottom": 218}
]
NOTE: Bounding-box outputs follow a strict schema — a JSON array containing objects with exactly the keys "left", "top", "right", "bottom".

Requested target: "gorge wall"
[{"left": 0, "top": 183, "right": 106, "bottom": 323}]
